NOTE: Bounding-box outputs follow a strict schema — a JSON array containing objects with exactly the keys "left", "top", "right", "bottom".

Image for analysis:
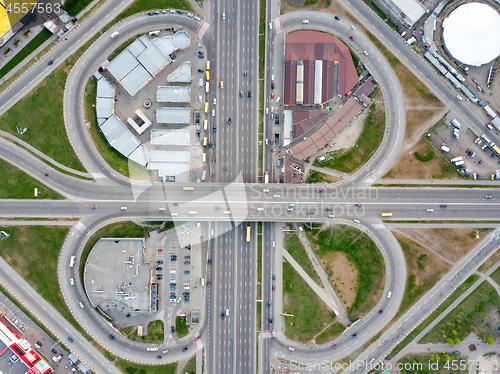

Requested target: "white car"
[
  {"left": 263, "top": 189, "right": 270, "bottom": 193},
  {"left": 169, "top": 9, "right": 175, "bottom": 13},
  {"left": 387, "top": 291, "right": 392, "bottom": 299},
  {"left": 363, "top": 50, "right": 368, "bottom": 56},
  {"left": 273, "top": 194, "right": 280, "bottom": 198},
  {"left": 222, "top": 12, "right": 225, "bottom": 20},
  {"left": 353, "top": 219, "right": 360, "bottom": 224},
  {"left": 212, "top": 109, "right": 215, "bottom": 117},
  {"left": 288, "top": 347, "right": 295, "bottom": 351},
  {"left": 121, "top": 206, "right": 127, "bottom": 210},
  {"left": 350, "top": 25, "right": 356, "bottom": 30},
  {"left": 70, "top": 278, "right": 74, "bottom": 286},
  {"left": 199, "top": 95, "right": 202, "bottom": 102},
  {"left": 257, "top": 207, "right": 264, "bottom": 211},
  {"left": 328, "top": 214, "right": 335, "bottom": 218},
  {"left": 456, "top": 95, "right": 463, "bottom": 101},
  {"left": 302, "top": 20, "right": 309, "bottom": 24}
]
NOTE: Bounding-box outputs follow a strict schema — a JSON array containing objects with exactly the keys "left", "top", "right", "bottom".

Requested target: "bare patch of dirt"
[
  {"left": 383, "top": 138, "right": 461, "bottom": 179},
  {"left": 394, "top": 228, "right": 493, "bottom": 263},
  {"left": 324, "top": 251, "right": 358, "bottom": 308},
  {"left": 403, "top": 107, "right": 448, "bottom": 145}
]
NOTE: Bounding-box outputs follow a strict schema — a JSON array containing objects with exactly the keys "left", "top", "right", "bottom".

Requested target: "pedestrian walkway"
[
  {"left": 292, "top": 223, "right": 350, "bottom": 324},
  {"left": 282, "top": 249, "right": 350, "bottom": 325}
]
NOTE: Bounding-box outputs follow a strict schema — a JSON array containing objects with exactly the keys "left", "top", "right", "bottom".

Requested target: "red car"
[
  {"left": 332, "top": 344, "right": 337, "bottom": 349},
  {"left": 324, "top": 143, "right": 329, "bottom": 148},
  {"left": 316, "top": 189, "right": 323, "bottom": 193},
  {"left": 272, "top": 284, "right": 275, "bottom": 291},
  {"left": 91, "top": 205, "right": 97, "bottom": 209},
  {"left": 350, "top": 35, "right": 354, "bottom": 40},
  {"left": 157, "top": 248, "right": 163, "bottom": 252},
  {"left": 271, "top": 92, "right": 275, "bottom": 98},
  {"left": 207, "top": 280, "right": 211, "bottom": 287},
  {"left": 486, "top": 123, "right": 493, "bottom": 130}
]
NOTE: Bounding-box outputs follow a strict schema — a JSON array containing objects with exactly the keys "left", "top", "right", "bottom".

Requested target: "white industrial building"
[
  {"left": 157, "top": 107, "right": 191, "bottom": 124},
  {"left": 157, "top": 86, "right": 191, "bottom": 103},
  {"left": 105, "top": 32, "right": 191, "bottom": 96},
  {"left": 150, "top": 129, "right": 190, "bottom": 145},
  {"left": 375, "top": 0, "right": 426, "bottom": 27},
  {"left": 442, "top": 3, "right": 500, "bottom": 66}
]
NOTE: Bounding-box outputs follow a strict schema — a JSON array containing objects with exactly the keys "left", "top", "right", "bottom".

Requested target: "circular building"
[{"left": 442, "top": 3, "right": 500, "bottom": 66}]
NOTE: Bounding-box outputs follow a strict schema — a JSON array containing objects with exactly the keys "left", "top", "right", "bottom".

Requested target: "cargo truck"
[
  {"left": 453, "top": 160, "right": 464, "bottom": 166},
  {"left": 450, "top": 156, "right": 463, "bottom": 163},
  {"left": 451, "top": 119, "right": 461, "bottom": 129},
  {"left": 264, "top": 171, "right": 269, "bottom": 183}
]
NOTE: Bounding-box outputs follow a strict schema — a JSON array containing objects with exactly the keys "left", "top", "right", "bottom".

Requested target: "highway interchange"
[{"left": 0, "top": 0, "right": 498, "bottom": 372}]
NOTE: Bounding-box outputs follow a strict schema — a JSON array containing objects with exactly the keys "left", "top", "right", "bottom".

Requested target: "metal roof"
[
  {"left": 99, "top": 115, "right": 141, "bottom": 157},
  {"left": 96, "top": 77, "right": 115, "bottom": 99},
  {"left": 157, "top": 86, "right": 191, "bottom": 103},
  {"left": 107, "top": 49, "right": 139, "bottom": 81},
  {"left": 167, "top": 62, "right": 192, "bottom": 83},
  {"left": 95, "top": 97, "right": 114, "bottom": 119},
  {"left": 150, "top": 129, "right": 190, "bottom": 145},
  {"left": 120, "top": 64, "right": 153, "bottom": 96},
  {"left": 156, "top": 107, "right": 190, "bottom": 124}
]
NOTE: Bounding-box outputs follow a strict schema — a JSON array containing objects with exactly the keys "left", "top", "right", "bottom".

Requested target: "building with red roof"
[{"left": 284, "top": 30, "right": 359, "bottom": 106}]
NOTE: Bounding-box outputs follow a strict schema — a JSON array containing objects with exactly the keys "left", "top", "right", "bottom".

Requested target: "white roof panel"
[
  {"left": 107, "top": 49, "right": 139, "bottom": 81},
  {"left": 96, "top": 78, "right": 115, "bottom": 98},
  {"left": 443, "top": 3, "right": 500, "bottom": 66}
]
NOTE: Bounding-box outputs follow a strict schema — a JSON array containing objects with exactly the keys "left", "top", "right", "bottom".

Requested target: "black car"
[
  {"left": 68, "top": 337, "right": 73, "bottom": 343},
  {"left": 183, "top": 292, "right": 190, "bottom": 296},
  {"left": 182, "top": 347, "right": 188, "bottom": 352},
  {"left": 156, "top": 267, "right": 162, "bottom": 270},
  {"left": 48, "top": 60, "right": 53, "bottom": 65},
  {"left": 198, "top": 54, "right": 204, "bottom": 59},
  {"left": 198, "top": 51, "right": 204, "bottom": 55},
  {"left": 109, "top": 335, "right": 115, "bottom": 340},
  {"left": 72, "top": 17, "right": 78, "bottom": 22},
  {"left": 351, "top": 333, "right": 357, "bottom": 338},
  {"left": 334, "top": 15, "right": 340, "bottom": 20},
  {"left": 156, "top": 355, "right": 162, "bottom": 359},
  {"left": 440, "top": 205, "right": 447, "bottom": 208},
  {"left": 326, "top": 208, "right": 333, "bottom": 211},
  {"left": 271, "top": 82, "right": 274, "bottom": 89},
  {"left": 170, "top": 257, "right": 177, "bottom": 261},
  {"left": 157, "top": 260, "right": 163, "bottom": 264},
  {"left": 51, "top": 349, "right": 57, "bottom": 354},
  {"left": 198, "top": 68, "right": 204, "bottom": 73},
  {"left": 269, "top": 318, "right": 272, "bottom": 323},
  {"left": 221, "top": 313, "right": 225, "bottom": 319},
  {"left": 208, "top": 259, "right": 211, "bottom": 264},
  {"left": 170, "top": 292, "right": 175, "bottom": 297},
  {"left": 184, "top": 261, "right": 190, "bottom": 265},
  {"left": 185, "top": 255, "right": 190, "bottom": 259},
  {"left": 177, "top": 10, "right": 183, "bottom": 14},
  {"left": 36, "top": 341, "right": 42, "bottom": 347},
  {"left": 184, "top": 271, "right": 190, "bottom": 274},
  {"left": 171, "top": 326, "right": 175, "bottom": 333},
  {"left": 248, "top": 91, "right": 251, "bottom": 97},
  {"left": 185, "top": 245, "right": 191, "bottom": 249},
  {"left": 170, "top": 283, "right": 176, "bottom": 286},
  {"left": 228, "top": 118, "right": 231, "bottom": 124},
  {"left": 378, "top": 310, "right": 383, "bottom": 315}
]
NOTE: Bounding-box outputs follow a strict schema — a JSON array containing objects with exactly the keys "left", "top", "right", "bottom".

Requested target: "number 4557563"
[{"left": 6, "top": 2, "right": 61, "bottom": 14}]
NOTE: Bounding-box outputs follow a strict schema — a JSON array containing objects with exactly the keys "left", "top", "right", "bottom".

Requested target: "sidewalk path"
[
  {"left": 282, "top": 249, "right": 350, "bottom": 325},
  {"left": 293, "top": 224, "right": 350, "bottom": 324}
]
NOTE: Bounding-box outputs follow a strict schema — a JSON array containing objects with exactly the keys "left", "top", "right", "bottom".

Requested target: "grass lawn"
[
  {"left": 79, "top": 222, "right": 153, "bottom": 283},
  {"left": 306, "top": 170, "right": 341, "bottom": 183},
  {"left": 175, "top": 315, "right": 189, "bottom": 338},
  {"left": 398, "top": 353, "right": 467, "bottom": 374},
  {"left": 121, "top": 320, "right": 164, "bottom": 344},
  {"left": 0, "top": 226, "right": 89, "bottom": 335},
  {"left": 420, "top": 281, "right": 500, "bottom": 344},
  {"left": 115, "top": 359, "right": 177, "bottom": 374},
  {"left": 0, "top": 29, "right": 52, "bottom": 79},
  {"left": 183, "top": 355, "right": 196, "bottom": 374},
  {"left": 282, "top": 261, "right": 338, "bottom": 343},
  {"left": 490, "top": 266, "right": 500, "bottom": 285},
  {"left": 387, "top": 275, "right": 479, "bottom": 359},
  {"left": 62, "top": 0, "right": 95, "bottom": 16},
  {"left": 306, "top": 225, "right": 385, "bottom": 320},
  {"left": 315, "top": 322, "right": 345, "bottom": 344},
  {"left": 318, "top": 101, "right": 385, "bottom": 173},
  {"left": 394, "top": 235, "right": 451, "bottom": 318},
  {"left": 111, "top": 0, "right": 192, "bottom": 26},
  {"left": 284, "top": 234, "right": 321, "bottom": 285},
  {"left": 0, "top": 158, "right": 63, "bottom": 199}
]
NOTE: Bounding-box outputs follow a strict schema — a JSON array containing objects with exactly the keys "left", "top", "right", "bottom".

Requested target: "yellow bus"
[
  {"left": 183, "top": 186, "right": 194, "bottom": 191},
  {"left": 204, "top": 102, "right": 209, "bottom": 114},
  {"left": 206, "top": 60, "right": 210, "bottom": 71},
  {"left": 381, "top": 212, "right": 393, "bottom": 217},
  {"left": 203, "top": 136, "right": 208, "bottom": 146},
  {"left": 220, "top": 80, "right": 224, "bottom": 89},
  {"left": 206, "top": 71, "right": 210, "bottom": 82},
  {"left": 246, "top": 225, "right": 251, "bottom": 242},
  {"left": 203, "top": 153, "right": 207, "bottom": 162}
]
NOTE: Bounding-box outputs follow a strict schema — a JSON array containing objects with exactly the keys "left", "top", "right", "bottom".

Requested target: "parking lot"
[{"left": 428, "top": 112, "right": 500, "bottom": 179}]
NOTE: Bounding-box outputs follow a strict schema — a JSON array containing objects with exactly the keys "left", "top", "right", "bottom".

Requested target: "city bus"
[
  {"left": 203, "top": 153, "right": 207, "bottom": 163},
  {"left": 69, "top": 256, "right": 76, "bottom": 267},
  {"left": 183, "top": 186, "right": 194, "bottom": 191},
  {"left": 380, "top": 212, "right": 393, "bottom": 217},
  {"left": 203, "top": 136, "right": 208, "bottom": 146},
  {"left": 204, "top": 102, "right": 209, "bottom": 114},
  {"left": 148, "top": 30, "right": 160, "bottom": 36},
  {"left": 246, "top": 225, "right": 251, "bottom": 242},
  {"left": 206, "top": 71, "right": 210, "bottom": 82},
  {"left": 206, "top": 60, "right": 210, "bottom": 71}
]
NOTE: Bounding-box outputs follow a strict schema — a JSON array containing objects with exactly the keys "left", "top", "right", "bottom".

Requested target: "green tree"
[
  {"left": 452, "top": 330, "right": 458, "bottom": 335},
  {"left": 486, "top": 337, "right": 495, "bottom": 345},
  {"left": 454, "top": 337, "right": 461, "bottom": 345},
  {"left": 446, "top": 338, "right": 455, "bottom": 346}
]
